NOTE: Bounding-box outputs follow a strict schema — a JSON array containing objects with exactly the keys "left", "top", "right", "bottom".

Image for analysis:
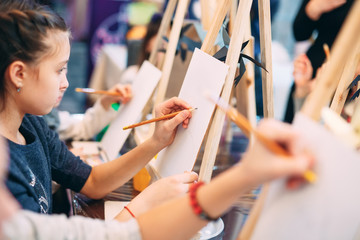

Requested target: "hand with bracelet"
[
  {"left": 134, "top": 119, "right": 314, "bottom": 240},
  {"left": 0, "top": 119, "right": 314, "bottom": 240},
  {"left": 115, "top": 171, "right": 198, "bottom": 221}
]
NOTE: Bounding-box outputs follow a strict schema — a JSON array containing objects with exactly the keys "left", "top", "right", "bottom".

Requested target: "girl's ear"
[{"left": 6, "top": 61, "right": 28, "bottom": 90}]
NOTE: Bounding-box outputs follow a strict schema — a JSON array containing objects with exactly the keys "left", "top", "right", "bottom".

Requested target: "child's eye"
[{"left": 58, "top": 67, "right": 67, "bottom": 74}]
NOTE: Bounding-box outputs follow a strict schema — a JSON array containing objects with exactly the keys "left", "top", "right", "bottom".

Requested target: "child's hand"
[
  {"left": 293, "top": 54, "right": 314, "bottom": 98},
  {"left": 239, "top": 119, "right": 314, "bottom": 188},
  {"left": 151, "top": 97, "right": 193, "bottom": 148},
  {"left": 100, "top": 84, "right": 132, "bottom": 110},
  {"left": 115, "top": 171, "right": 198, "bottom": 220}
]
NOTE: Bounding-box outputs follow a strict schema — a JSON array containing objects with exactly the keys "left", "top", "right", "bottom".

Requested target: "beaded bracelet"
[
  {"left": 189, "top": 181, "right": 218, "bottom": 221},
  {"left": 124, "top": 206, "right": 136, "bottom": 218}
]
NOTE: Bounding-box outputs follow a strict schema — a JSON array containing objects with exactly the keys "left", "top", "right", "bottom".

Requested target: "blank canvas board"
[
  {"left": 152, "top": 48, "right": 229, "bottom": 177},
  {"left": 251, "top": 113, "right": 360, "bottom": 240},
  {"left": 71, "top": 141, "right": 101, "bottom": 155},
  {"left": 104, "top": 200, "right": 130, "bottom": 221},
  {"left": 101, "top": 60, "right": 161, "bottom": 160}
]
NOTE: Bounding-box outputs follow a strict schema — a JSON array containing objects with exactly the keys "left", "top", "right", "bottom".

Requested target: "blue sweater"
[{"left": 5, "top": 115, "right": 92, "bottom": 214}]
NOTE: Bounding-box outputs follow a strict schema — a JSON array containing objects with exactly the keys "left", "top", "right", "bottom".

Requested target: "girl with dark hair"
[
  {"left": 116, "top": 13, "right": 164, "bottom": 86},
  {"left": 0, "top": 6, "right": 196, "bottom": 216}
]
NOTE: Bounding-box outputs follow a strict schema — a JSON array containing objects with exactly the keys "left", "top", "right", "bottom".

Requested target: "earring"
[{"left": 17, "top": 87, "right": 21, "bottom": 93}]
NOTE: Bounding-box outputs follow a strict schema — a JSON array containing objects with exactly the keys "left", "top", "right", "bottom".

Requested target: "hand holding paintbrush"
[
  {"left": 323, "top": 43, "right": 330, "bottom": 61},
  {"left": 76, "top": 84, "right": 133, "bottom": 110},
  {"left": 123, "top": 108, "right": 197, "bottom": 130},
  {"left": 148, "top": 97, "right": 194, "bottom": 149},
  {"left": 207, "top": 94, "right": 316, "bottom": 183}
]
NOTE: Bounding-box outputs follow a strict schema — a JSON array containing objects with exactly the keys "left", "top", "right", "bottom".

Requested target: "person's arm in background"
[
  {"left": 293, "top": 0, "right": 346, "bottom": 41},
  {"left": 3, "top": 210, "right": 142, "bottom": 240},
  {"left": 1, "top": 120, "right": 313, "bottom": 240},
  {"left": 305, "top": 0, "right": 346, "bottom": 21},
  {"left": 58, "top": 84, "right": 132, "bottom": 141},
  {"left": 136, "top": 120, "right": 313, "bottom": 240}
]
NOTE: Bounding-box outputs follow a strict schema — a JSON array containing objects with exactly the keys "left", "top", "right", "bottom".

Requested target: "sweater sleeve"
[
  {"left": 58, "top": 100, "right": 118, "bottom": 141},
  {"left": 293, "top": 0, "right": 318, "bottom": 41},
  {"left": 3, "top": 210, "right": 142, "bottom": 240}
]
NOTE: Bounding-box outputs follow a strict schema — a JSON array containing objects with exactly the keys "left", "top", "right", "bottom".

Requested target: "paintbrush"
[
  {"left": 323, "top": 43, "right": 330, "bottom": 61},
  {"left": 75, "top": 88, "right": 123, "bottom": 97},
  {"left": 206, "top": 93, "right": 316, "bottom": 183},
  {"left": 123, "top": 108, "right": 197, "bottom": 130}
]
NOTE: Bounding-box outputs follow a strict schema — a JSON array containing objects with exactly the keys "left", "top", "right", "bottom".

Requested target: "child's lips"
[{"left": 57, "top": 95, "right": 63, "bottom": 103}]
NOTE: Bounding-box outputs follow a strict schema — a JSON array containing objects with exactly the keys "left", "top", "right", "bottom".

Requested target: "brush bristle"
[{"left": 203, "top": 91, "right": 230, "bottom": 111}]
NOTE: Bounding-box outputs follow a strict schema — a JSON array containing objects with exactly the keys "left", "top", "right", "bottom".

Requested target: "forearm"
[
  {"left": 3, "top": 210, "right": 141, "bottom": 240},
  {"left": 81, "top": 137, "right": 163, "bottom": 198},
  {"left": 305, "top": 1, "right": 323, "bottom": 21},
  {"left": 137, "top": 163, "right": 255, "bottom": 240}
]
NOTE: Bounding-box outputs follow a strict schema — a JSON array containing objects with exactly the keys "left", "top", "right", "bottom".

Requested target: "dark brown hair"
[
  {"left": 0, "top": 0, "right": 39, "bottom": 12},
  {"left": 0, "top": 6, "right": 69, "bottom": 110},
  {"left": 137, "top": 13, "right": 163, "bottom": 66}
]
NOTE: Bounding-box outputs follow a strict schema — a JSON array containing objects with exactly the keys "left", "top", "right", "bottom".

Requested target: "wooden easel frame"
[
  {"left": 145, "top": 0, "right": 233, "bottom": 180},
  {"left": 200, "top": 0, "right": 218, "bottom": 31},
  {"left": 134, "top": 0, "right": 190, "bottom": 144},
  {"left": 330, "top": 46, "right": 360, "bottom": 114},
  {"left": 238, "top": 1, "right": 360, "bottom": 238},
  {"left": 301, "top": 1, "right": 360, "bottom": 120},
  {"left": 199, "top": 0, "right": 273, "bottom": 183},
  {"left": 234, "top": 13, "right": 257, "bottom": 145},
  {"left": 153, "top": 0, "right": 191, "bottom": 108}
]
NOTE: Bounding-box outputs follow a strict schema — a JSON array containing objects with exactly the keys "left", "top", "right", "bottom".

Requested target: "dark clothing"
[
  {"left": 284, "top": 0, "right": 354, "bottom": 123},
  {"left": 6, "top": 115, "right": 92, "bottom": 214},
  {"left": 293, "top": 0, "right": 354, "bottom": 75}
]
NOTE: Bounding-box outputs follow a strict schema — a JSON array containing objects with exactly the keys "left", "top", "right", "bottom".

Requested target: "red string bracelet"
[
  {"left": 189, "top": 181, "right": 218, "bottom": 221},
  {"left": 124, "top": 206, "right": 136, "bottom": 218}
]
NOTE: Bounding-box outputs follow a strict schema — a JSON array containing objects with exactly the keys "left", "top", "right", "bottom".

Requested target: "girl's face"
[{"left": 18, "top": 31, "right": 70, "bottom": 115}]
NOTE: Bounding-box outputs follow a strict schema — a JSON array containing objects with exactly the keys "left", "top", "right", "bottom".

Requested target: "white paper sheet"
[
  {"left": 152, "top": 48, "right": 229, "bottom": 177},
  {"left": 101, "top": 61, "right": 161, "bottom": 160},
  {"left": 251, "top": 113, "right": 360, "bottom": 240},
  {"left": 104, "top": 200, "right": 130, "bottom": 221},
  {"left": 71, "top": 141, "right": 101, "bottom": 155}
]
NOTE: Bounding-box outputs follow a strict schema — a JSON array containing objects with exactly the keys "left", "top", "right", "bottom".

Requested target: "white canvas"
[
  {"left": 101, "top": 61, "right": 161, "bottom": 160},
  {"left": 104, "top": 201, "right": 129, "bottom": 220},
  {"left": 251, "top": 112, "right": 360, "bottom": 240},
  {"left": 71, "top": 141, "right": 101, "bottom": 155},
  {"left": 152, "top": 48, "right": 229, "bottom": 177}
]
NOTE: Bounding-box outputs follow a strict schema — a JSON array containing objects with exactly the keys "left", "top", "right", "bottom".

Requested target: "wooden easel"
[
  {"left": 200, "top": 0, "right": 218, "bottom": 31},
  {"left": 238, "top": 1, "right": 360, "bottom": 238},
  {"left": 301, "top": 2, "right": 360, "bottom": 121},
  {"left": 234, "top": 14, "right": 257, "bottom": 145},
  {"left": 330, "top": 45, "right": 360, "bottom": 114},
  {"left": 153, "top": 0, "right": 190, "bottom": 108},
  {"left": 199, "top": 0, "right": 273, "bottom": 183},
  {"left": 351, "top": 95, "right": 360, "bottom": 133},
  {"left": 148, "top": 0, "right": 178, "bottom": 67},
  {"left": 134, "top": 0, "right": 190, "bottom": 144},
  {"left": 142, "top": 0, "right": 238, "bottom": 181}
]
